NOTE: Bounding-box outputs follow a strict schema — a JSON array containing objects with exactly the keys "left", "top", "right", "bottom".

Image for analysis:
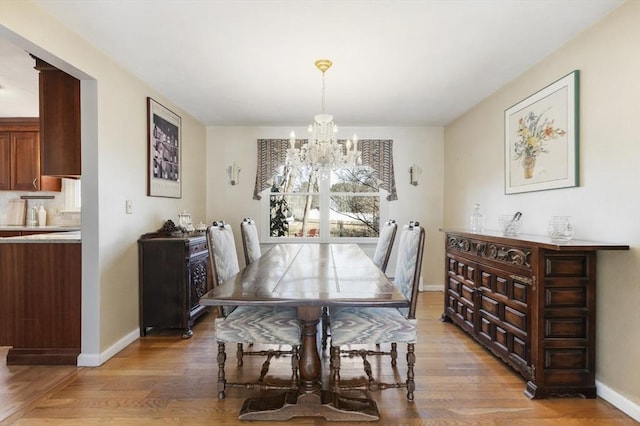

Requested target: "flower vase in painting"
[{"left": 513, "top": 110, "right": 565, "bottom": 179}]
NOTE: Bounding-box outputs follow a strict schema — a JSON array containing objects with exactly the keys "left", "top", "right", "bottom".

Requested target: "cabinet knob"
[{"left": 32, "top": 177, "right": 38, "bottom": 189}]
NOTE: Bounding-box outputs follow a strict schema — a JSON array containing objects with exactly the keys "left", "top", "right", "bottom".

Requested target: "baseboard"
[
  {"left": 597, "top": 380, "right": 640, "bottom": 422},
  {"left": 77, "top": 328, "right": 139, "bottom": 367},
  {"left": 421, "top": 284, "right": 443, "bottom": 292}
]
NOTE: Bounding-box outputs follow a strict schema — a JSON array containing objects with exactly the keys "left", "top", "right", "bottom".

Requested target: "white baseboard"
[
  {"left": 597, "top": 380, "right": 640, "bottom": 422},
  {"left": 77, "top": 328, "right": 139, "bottom": 367}
]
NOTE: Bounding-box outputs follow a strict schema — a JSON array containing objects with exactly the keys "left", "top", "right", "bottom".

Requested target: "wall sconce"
[
  {"left": 228, "top": 163, "right": 241, "bottom": 185},
  {"left": 409, "top": 164, "right": 421, "bottom": 186}
]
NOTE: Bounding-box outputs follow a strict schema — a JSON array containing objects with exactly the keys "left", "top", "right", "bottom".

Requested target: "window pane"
[
  {"left": 272, "top": 165, "right": 319, "bottom": 193},
  {"left": 270, "top": 194, "right": 320, "bottom": 237},
  {"left": 330, "top": 167, "right": 378, "bottom": 193},
  {"left": 329, "top": 195, "right": 380, "bottom": 237}
]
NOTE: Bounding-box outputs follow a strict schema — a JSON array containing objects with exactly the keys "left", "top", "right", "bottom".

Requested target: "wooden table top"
[{"left": 200, "top": 243, "right": 409, "bottom": 309}]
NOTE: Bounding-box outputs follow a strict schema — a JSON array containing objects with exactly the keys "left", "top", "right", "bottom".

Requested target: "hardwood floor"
[{"left": 1, "top": 292, "right": 635, "bottom": 425}]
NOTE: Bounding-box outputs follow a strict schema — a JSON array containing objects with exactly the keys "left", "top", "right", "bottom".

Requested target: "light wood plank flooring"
[{"left": 1, "top": 292, "right": 635, "bottom": 425}]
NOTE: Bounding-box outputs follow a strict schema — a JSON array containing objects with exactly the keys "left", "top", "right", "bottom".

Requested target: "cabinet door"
[
  {"left": 188, "top": 255, "right": 209, "bottom": 312},
  {"left": 445, "top": 253, "right": 478, "bottom": 334},
  {"left": 0, "top": 132, "right": 10, "bottom": 190},
  {"left": 11, "top": 131, "right": 40, "bottom": 191},
  {"left": 37, "top": 59, "right": 81, "bottom": 177},
  {"left": 476, "top": 264, "right": 531, "bottom": 376}
]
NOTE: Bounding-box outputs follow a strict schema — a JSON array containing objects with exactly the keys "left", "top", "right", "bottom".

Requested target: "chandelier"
[{"left": 287, "top": 59, "right": 360, "bottom": 174}]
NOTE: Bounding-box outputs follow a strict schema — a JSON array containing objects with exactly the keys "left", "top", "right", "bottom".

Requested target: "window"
[{"left": 267, "top": 165, "right": 382, "bottom": 241}]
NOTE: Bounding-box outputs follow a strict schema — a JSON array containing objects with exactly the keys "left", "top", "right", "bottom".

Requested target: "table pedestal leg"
[{"left": 238, "top": 307, "right": 380, "bottom": 421}]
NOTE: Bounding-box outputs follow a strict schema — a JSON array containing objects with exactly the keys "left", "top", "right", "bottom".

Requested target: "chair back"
[
  {"left": 392, "top": 221, "right": 425, "bottom": 319},
  {"left": 206, "top": 221, "right": 240, "bottom": 317},
  {"left": 240, "top": 218, "right": 261, "bottom": 265},
  {"left": 372, "top": 219, "right": 397, "bottom": 273}
]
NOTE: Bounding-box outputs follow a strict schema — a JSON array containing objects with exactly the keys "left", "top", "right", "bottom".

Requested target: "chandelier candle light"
[{"left": 287, "top": 59, "right": 360, "bottom": 175}]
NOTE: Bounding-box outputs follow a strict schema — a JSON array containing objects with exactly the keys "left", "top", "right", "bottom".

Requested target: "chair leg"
[
  {"left": 330, "top": 346, "right": 341, "bottom": 392},
  {"left": 237, "top": 343, "right": 244, "bottom": 366},
  {"left": 406, "top": 343, "right": 415, "bottom": 401},
  {"left": 291, "top": 345, "right": 300, "bottom": 387},
  {"left": 390, "top": 342, "right": 398, "bottom": 367},
  {"left": 217, "top": 342, "right": 227, "bottom": 400},
  {"left": 322, "top": 307, "right": 329, "bottom": 349}
]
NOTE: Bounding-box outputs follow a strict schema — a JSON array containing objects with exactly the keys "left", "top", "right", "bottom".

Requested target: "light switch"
[{"left": 125, "top": 200, "right": 133, "bottom": 214}]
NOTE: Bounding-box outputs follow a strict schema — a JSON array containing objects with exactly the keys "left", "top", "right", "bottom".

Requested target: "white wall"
[
  {"left": 444, "top": 0, "right": 640, "bottom": 415},
  {"left": 1, "top": 1, "right": 208, "bottom": 362},
  {"left": 206, "top": 126, "right": 445, "bottom": 287}
]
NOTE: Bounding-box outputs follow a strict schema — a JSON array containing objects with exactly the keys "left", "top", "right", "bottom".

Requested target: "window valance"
[{"left": 253, "top": 139, "right": 397, "bottom": 201}]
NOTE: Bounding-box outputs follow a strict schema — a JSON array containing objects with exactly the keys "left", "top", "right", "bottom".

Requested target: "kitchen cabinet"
[
  {"left": 441, "top": 230, "right": 628, "bottom": 399},
  {"left": 138, "top": 232, "right": 211, "bottom": 338},
  {"left": 0, "top": 240, "right": 81, "bottom": 364},
  {"left": 0, "top": 118, "right": 61, "bottom": 191},
  {"left": 33, "top": 57, "right": 81, "bottom": 177}
]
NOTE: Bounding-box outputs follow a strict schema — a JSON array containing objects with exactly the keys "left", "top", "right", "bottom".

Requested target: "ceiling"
[{"left": 1, "top": 0, "right": 624, "bottom": 126}]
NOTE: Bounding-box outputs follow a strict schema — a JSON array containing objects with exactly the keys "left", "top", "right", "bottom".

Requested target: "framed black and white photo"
[
  {"left": 504, "top": 70, "right": 579, "bottom": 194},
  {"left": 147, "top": 97, "right": 181, "bottom": 198}
]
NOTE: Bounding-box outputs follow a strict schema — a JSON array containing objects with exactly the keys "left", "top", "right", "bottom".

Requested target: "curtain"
[{"left": 253, "top": 139, "right": 397, "bottom": 201}]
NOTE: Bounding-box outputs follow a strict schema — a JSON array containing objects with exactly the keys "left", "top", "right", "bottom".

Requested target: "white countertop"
[
  {"left": 0, "top": 230, "right": 81, "bottom": 243},
  {"left": 0, "top": 225, "right": 81, "bottom": 232}
]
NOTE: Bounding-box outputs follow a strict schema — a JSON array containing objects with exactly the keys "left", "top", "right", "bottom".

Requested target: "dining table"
[{"left": 199, "top": 243, "right": 409, "bottom": 421}]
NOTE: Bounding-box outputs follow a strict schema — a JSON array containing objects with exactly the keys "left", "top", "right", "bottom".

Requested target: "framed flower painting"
[{"left": 504, "top": 70, "right": 579, "bottom": 194}]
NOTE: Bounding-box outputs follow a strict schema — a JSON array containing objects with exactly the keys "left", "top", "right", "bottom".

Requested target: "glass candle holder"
[{"left": 548, "top": 216, "right": 574, "bottom": 242}]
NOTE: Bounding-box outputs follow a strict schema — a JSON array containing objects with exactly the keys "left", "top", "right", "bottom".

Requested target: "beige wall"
[
  {"left": 0, "top": 1, "right": 208, "bottom": 360},
  {"left": 444, "top": 0, "right": 640, "bottom": 407},
  {"left": 206, "top": 126, "right": 445, "bottom": 288}
]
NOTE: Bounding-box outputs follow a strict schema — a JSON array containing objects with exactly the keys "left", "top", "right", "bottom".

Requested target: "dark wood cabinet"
[
  {"left": 441, "top": 230, "right": 628, "bottom": 399},
  {"left": 33, "top": 57, "right": 81, "bottom": 177},
  {"left": 0, "top": 118, "right": 61, "bottom": 191},
  {"left": 0, "top": 241, "right": 81, "bottom": 364},
  {"left": 138, "top": 233, "right": 210, "bottom": 338}
]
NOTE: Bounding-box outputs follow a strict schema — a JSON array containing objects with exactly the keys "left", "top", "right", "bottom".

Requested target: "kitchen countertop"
[
  {"left": 0, "top": 230, "right": 81, "bottom": 243},
  {"left": 0, "top": 225, "right": 81, "bottom": 232}
]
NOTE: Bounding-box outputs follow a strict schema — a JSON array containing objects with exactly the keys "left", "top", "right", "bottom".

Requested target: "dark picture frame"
[
  {"left": 504, "top": 70, "right": 579, "bottom": 194},
  {"left": 147, "top": 97, "right": 181, "bottom": 198}
]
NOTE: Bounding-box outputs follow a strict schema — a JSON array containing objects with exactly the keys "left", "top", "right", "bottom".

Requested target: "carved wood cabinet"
[
  {"left": 441, "top": 230, "right": 628, "bottom": 399},
  {"left": 138, "top": 233, "right": 210, "bottom": 338}
]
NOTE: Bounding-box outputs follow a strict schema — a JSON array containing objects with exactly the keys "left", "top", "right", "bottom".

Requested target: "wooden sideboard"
[
  {"left": 440, "top": 229, "right": 628, "bottom": 399},
  {"left": 138, "top": 233, "right": 211, "bottom": 338}
]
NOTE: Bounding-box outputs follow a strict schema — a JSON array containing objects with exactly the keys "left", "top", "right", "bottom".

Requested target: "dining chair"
[
  {"left": 329, "top": 221, "right": 425, "bottom": 401},
  {"left": 240, "top": 217, "right": 261, "bottom": 265},
  {"left": 371, "top": 219, "right": 398, "bottom": 273},
  {"left": 206, "top": 221, "right": 301, "bottom": 400},
  {"left": 321, "top": 219, "right": 397, "bottom": 349}
]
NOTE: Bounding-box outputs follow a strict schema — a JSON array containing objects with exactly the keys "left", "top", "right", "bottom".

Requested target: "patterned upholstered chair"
[
  {"left": 329, "top": 221, "right": 425, "bottom": 401},
  {"left": 240, "top": 218, "right": 261, "bottom": 265},
  {"left": 371, "top": 219, "right": 398, "bottom": 273},
  {"left": 321, "top": 219, "right": 398, "bottom": 349},
  {"left": 206, "top": 221, "right": 301, "bottom": 400}
]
